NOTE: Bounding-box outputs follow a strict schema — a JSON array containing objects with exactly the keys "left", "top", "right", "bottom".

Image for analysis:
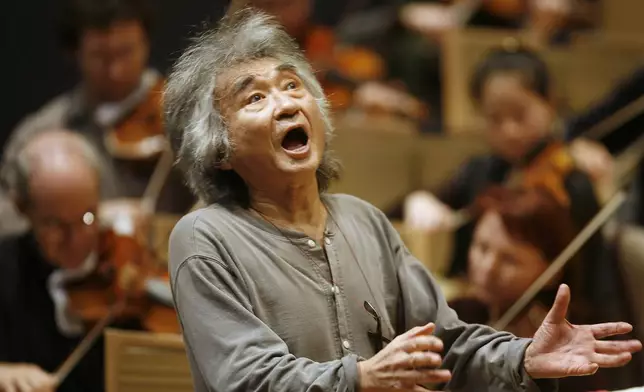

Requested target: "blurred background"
[{"left": 1, "top": 0, "right": 644, "bottom": 391}]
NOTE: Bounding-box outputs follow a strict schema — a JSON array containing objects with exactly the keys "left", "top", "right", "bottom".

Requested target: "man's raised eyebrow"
[
  {"left": 230, "top": 75, "right": 256, "bottom": 99},
  {"left": 276, "top": 63, "right": 298, "bottom": 73}
]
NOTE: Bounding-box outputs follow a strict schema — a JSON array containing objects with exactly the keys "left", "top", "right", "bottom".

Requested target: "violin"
[
  {"left": 506, "top": 140, "right": 576, "bottom": 206},
  {"left": 448, "top": 138, "right": 580, "bottom": 229},
  {"left": 303, "top": 25, "right": 428, "bottom": 120},
  {"left": 63, "top": 215, "right": 179, "bottom": 334},
  {"left": 103, "top": 77, "right": 168, "bottom": 161},
  {"left": 52, "top": 210, "right": 179, "bottom": 387}
]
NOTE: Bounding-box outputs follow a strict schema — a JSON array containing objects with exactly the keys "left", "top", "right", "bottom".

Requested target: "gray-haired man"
[{"left": 164, "top": 8, "right": 641, "bottom": 392}]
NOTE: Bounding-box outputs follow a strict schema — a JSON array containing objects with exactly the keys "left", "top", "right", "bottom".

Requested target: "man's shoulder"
[
  {"left": 168, "top": 204, "right": 243, "bottom": 266},
  {"left": 14, "top": 93, "right": 72, "bottom": 133},
  {"left": 5, "top": 93, "right": 73, "bottom": 158}
]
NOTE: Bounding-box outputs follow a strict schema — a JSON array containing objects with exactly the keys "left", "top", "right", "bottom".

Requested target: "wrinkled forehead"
[{"left": 215, "top": 57, "right": 301, "bottom": 101}]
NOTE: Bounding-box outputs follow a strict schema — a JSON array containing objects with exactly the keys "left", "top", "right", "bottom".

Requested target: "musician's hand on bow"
[
  {"left": 404, "top": 191, "right": 456, "bottom": 232},
  {"left": 524, "top": 284, "right": 642, "bottom": 379},
  {"left": 0, "top": 364, "right": 55, "bottom": 392},
  {"left": 358, "top": 323, "right": 451, "bottom": 392},
  {"left": 570, "top": 138, "right": 614, "bottom": 184},
  {"left": 353, "top": 82, "right": 428, "bottom": 121}
]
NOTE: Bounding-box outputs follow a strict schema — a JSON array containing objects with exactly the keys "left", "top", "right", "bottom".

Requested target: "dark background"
[{"left": 0, "top": 0, "right": 354, "bottom": 149}]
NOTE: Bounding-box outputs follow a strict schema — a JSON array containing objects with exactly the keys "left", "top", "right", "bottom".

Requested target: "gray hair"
[
  {"left": 0, "top": 129, "right": 104, "bottom": 206},
  {"left": 163, "top": 7, "right": 340, "bottom": 208}
]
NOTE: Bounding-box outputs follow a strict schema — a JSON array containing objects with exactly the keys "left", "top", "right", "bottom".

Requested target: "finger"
[
  {"left": 402, "top": 335, "right": 444, "bottom": 353},
  {"left": 397, "top": 351, "right": 443, "bottom": 370},
  {"left": 595, "top": 339, "right": 643, "bottom": 354},
  {"left": 592, "top": 352, "right": 633, "bottom": 368},
  {"left": 590, "top": 322, "right": 633, "bottom": 339},
  {"left": 1, "top": 381, "right": 17, "bottom": 392},
  {"left": 395, "top": 369, "right": 452, "bottom": 385},
  {"left": 404, "top": 323, "right": 436, "bottom": 338},
  {"left": 15, "top": 379, "right": 33, "bottom": 392},
  {"left": 544, "top": 284, "right": 570, "bottom": 324}
]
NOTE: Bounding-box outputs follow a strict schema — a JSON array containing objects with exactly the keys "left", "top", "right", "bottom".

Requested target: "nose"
[
  {"left": 478, "top": 252, "right": 500, "bottom": 283},
  {"left": 108, "top": 60, "right": 126, "bottom": 82},
  {"left": 500, "top": 119, "right": 522, "bottom": 140},
  {"left": 273, "top": 90, "right": 299, "bottom": 121}
]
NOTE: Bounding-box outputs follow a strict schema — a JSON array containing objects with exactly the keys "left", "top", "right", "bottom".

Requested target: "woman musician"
[
  {"left": 448, "top": 185, "right": 633, "bottom": 391},
  {"left": 387, "top": 45, "right": 611, "bottom": 277}
]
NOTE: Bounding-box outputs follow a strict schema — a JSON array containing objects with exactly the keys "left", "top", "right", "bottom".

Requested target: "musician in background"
[
  {"left": 449, "top": 186, "right": 608, "bottom": 391},
  {"left": 1, "top": 0, "right": 194, "bottom": 236},
  {"left": 400, "top": 0, "right": 600, "bottom": 45},
  {"left": 0, "top": 130, "right": 108, "bottom": 392},
  {"left": 390, "top": 46, "right": 607, "bottom": 276}
]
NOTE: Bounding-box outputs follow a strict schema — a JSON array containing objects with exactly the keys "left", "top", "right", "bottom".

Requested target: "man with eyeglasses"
[{"left": 0, "top": 129, "right": 106, "bottom": 392}]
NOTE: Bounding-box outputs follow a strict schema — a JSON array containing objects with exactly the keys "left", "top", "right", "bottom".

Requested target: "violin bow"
[
  {"left": 140, "top": 147, "right": 175, "bottom": 248},
  {"left": 493, "top": 131, "right": 644, "bottom": 330},
  {"left": 492, "top": 190, "right": 626, "bottom": 330},
  {"left": 53, "top": 301, "right": 126, "bottom": 387}
]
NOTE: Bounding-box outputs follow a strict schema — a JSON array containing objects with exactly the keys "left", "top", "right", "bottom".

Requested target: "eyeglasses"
[{"left": 364, "top": 300, "right": 391, "bottom": 352}]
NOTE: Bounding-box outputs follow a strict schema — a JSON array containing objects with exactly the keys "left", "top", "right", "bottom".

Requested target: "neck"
[{"left": 250, "top": 179, "right": 326, "bottom": 240}]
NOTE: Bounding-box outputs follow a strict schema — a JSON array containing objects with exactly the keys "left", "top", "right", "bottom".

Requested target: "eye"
[
  {"left": 285, "top": 81, "right": 298, "bottom": 90},
  {"left": 248, "top": 93, "right": 263, "bottom": 104}
]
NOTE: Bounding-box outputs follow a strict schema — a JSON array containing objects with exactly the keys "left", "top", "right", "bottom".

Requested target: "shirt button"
[
  {"left": 306, "top": 239, "right": 316, "bottom": 248},
  {"left": 342, "top": 340, "right": 351, "bottom": 350},
  {"left": 331, "top": 285, "right": 340, "bottom": 295},
  {"left": 324, "top": 237, "right": 331, "bottom": 245}
]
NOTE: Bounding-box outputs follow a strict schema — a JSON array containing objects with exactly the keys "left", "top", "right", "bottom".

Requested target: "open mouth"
[{"left": 281, "top": 127, "right": 309, "bottom": 152}]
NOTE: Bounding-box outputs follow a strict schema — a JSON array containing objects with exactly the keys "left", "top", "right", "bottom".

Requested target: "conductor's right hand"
[
  {"left": 358, "top": 323, "right": 451, "bottom": 391},
  {"left": 0, "top": 364, "right": 55, "bottom": 392}
]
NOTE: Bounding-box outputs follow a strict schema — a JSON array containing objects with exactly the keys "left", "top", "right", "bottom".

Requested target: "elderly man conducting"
[{"left": 164, "top": 8, "right": 641, "bottom": 392}]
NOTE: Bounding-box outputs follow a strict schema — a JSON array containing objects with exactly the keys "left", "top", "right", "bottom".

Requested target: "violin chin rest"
[{"left": 145, "top": 278, "right": 175, "bottom": 307}]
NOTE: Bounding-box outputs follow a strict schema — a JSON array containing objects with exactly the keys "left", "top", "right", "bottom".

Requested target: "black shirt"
[{"left": 0, "top": 232, "right": 104, "bottom": 392}]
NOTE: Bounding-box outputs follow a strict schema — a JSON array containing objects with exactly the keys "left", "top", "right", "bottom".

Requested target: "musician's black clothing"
[{"left": 0, "top": 232, "right": 104, "bottom": 392}]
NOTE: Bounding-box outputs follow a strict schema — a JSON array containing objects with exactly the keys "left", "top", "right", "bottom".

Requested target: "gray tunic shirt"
[{"left": 168, "top": 193, "right": 557, "bottom": 391}]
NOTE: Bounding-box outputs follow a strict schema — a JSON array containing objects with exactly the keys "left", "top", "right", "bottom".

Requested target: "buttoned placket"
[
  {"left": 320, "top": 230, "right": 355, "bottom": 358},
  {"left": 295, "top": 226, "right": 354, "bottom": 359}
]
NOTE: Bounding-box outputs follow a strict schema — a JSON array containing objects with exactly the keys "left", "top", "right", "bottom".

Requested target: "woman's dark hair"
[
  {"left": 473, "top": 185, "right": 576, "bottom": 261},
  {"left": 59, "top": 0, "right": 154, "bottom": 51},
  {"left": 470, "top": 45, "right": 551, "bottom": 102},
  {"left": 472, "top": 185, "right": 590, "bottom": 322}
]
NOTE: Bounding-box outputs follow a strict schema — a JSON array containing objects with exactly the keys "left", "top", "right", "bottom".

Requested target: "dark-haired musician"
[{"left": 2, "top": 0, "right": 194, "bottom": 235}]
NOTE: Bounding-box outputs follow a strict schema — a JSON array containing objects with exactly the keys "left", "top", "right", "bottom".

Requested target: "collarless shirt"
[{"left": 168, "top": 193, "right": 556, "bottom": 392}]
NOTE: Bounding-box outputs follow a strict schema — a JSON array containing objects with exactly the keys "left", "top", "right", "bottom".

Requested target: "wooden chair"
[{"left": 104, "top": 329, "right": 193, "bottom": 392}]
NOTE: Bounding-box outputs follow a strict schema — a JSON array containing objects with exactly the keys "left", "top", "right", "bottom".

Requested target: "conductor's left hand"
[{"left": 524, "top": 284, "right": 642, "bottom": 379}]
